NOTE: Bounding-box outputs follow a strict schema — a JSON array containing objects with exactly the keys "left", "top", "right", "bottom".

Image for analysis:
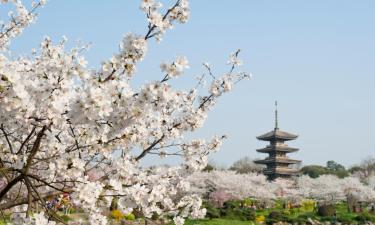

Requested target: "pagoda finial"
[{"left": 275, "top": 101, "right": 279, "bottom": 130}]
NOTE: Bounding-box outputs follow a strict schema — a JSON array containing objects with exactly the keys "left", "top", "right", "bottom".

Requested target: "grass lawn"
[
  {"left": 171, "top": 219, "right": 255, "bottom": 225},
  {"left": 2, "top": 201, "right": 374, "bottom": 224}
]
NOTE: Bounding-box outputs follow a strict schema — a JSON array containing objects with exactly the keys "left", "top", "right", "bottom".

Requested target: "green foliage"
[
  {"left": 326, "top": 160, "right": 346, "bottom": 171},
  {"left": 325, "top": 160, "right": 349, "bottom": 178},
  {"left": 183, "top": 200, "right": 375, "bottom": 225},
  {"left": 60, "top": 214, "right": 71, "bottom": 222},
  {"left": 175, "top": 219, "right": 253, "bottom": 225},
  {"left": 334, "top": 202, "right": 360, "bottom": 224},
  {"left": 124, "top": 213, "right": 136, "bottom": 220},
  {"left": 203, "top": 164, "right": 215, "bottom": 172},
  {"left": 265, "top": 211, "right": 289, "bottom": 225},
  {"left": 301, "top": 199, "right": 316, "bottom": 212},
  {"left": 242, "top": 198, "right": 253, "bottom": 207},
  {"left": 355, "top": 212, "right": 375, "bottom": 223},
  {"left": 0, "top": 215, "right": 11, "bottom": 225},
  {"left": 302, "top": 161, "right": 349, "bottom": 178},
  {"left": 284, "top": 212, "right": 320, "bottom": 225},
  {"left": 220, "top": 200, "right": 255, "bottom": 221},
  {"left": 348, "top": 165, "right": 363, "bottom": 174},
  {"left": 203, "top": 202, "right": 220, "bottom": 219},
  {"left": 273, "top": 199, "right": 284, "bottom": 210},
  {"left": 320, "top": 216, "right": 334, "bottom": 222},
  {"left": 301, "top": 165, "right": 328, "bottom": 178},
  {"left": 337, "top": 213, "right": 357, "bottom": 224},
  {"left": 317, "top": 204, "right": 336, "bottom": 217},
  {"left": 295, "top": 212, "right": 319, "bottom": 221},
  {"left": 332, "top": 169, "right": 349, "bottom": 178},
  {"left": 222, "top": 200, "right": 241, "bottom": 209}
]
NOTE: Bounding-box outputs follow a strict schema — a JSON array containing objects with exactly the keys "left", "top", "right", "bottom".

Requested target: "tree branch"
[
  {"left": 136, "top": 135, "right": 165, "bottom": 161},
  {"left": 24, "top": 125, "right": 47, "bottom": 173}
]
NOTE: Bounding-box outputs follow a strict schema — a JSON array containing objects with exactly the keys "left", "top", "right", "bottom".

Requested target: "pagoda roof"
[
  {"left": 256, "top": 145, "right": 299, "bottom": 153},
  {"left": 254, "top": 157, "right": 301, "bottom": 165},
  {"left": 257, "top": 128, "right": 298, "bottom": 141},
  {"left": 263, "top": 168, "right": 300, "bottom": 175}
]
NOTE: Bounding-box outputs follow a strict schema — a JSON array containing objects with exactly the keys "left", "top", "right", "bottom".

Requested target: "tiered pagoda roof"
[
  {"left": 256, "top": 145, "right": 299, "bottom": 153},
  {"left": 254, "top": 157, "right": 301, "bottom": 164},
  {"left": 254, "top": 102, "right": 301, "bottom": 180},
  {"left": 257, "top": 129, "right": 298, "bottom": 141}
]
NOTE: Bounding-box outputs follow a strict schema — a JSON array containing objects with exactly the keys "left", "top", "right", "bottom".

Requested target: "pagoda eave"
[
  {"left": 263, "top": 169, "right": 300, "bottom": 176},
  {"left": 254, "top": 158, "right": 301, "bottom": 164},
  {"left": 257, "top": 129, "right": 298, "bottom": 141},
  {"left": 256, "top": 146, "right": 299, "bottom": 153}
]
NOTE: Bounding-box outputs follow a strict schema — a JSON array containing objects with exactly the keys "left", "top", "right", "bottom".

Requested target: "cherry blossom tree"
[
  {"left": 296, "top": 175, "right": 345, "bottom": 203},
  {"left": 188, "top": 171, "right": 375, "bottom": 208},
  {"left": 368, "top": 175, "right": 375, "bottom": 189},
  {"left": 188, "top": 171, "right": 275, "bottom": 202},
  {"left": 0, "top": 0, "right": 250, "bottom": 224},
  {"left": 296, "top": 175, "right": 375, "bottom": 205}
]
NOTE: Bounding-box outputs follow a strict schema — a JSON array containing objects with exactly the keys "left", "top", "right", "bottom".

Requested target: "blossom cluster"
[
  {"left": 141, "top": 0, "right": 190, "bottom": 41},
  {"left": 0, "top": 0, "right": 46, "bottom": 51}
]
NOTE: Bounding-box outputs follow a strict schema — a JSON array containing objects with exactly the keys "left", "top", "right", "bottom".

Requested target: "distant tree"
[
  {"left": 301, "top": 165, "right": 328, "bottom": 178},
  {"left": 349, "top": 157, "right": 375, "bottom": 180},
  {"left": 326, "top": 160, "right": 349, "bottom": 178},
  {"left": 188, "top": 170, "right": 275, "bottom": 201},
  {"left": 326, "top": 160, "right": 345, "bottom": 171},
  {"left": 209, "top": 190, "right": 233, "bottom": 207},
  {"left": 348, "top": 165, "right": 363, "bottom": 174},
  {"left": 360, "top": 157, "right": 375, "bottom": 176},
  {"left": 229, "top": 157, "right": 264, "bottom": 174},
  {"left": 301, "top": 161, "right": 349, "bottom": 179},
  {"left": 203, "top": 164, "right": 215, "bottom": 172}
]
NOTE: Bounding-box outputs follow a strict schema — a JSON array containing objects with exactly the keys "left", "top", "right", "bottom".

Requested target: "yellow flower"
[
  {"left": 255, "top": 215, "right": 265, "bottom": 223},
  {"left": 111, "top": 209, "right": 124, "bottom": 221},
  {"left": 302, "top": 199, "right": 316, "bottom": 212}
]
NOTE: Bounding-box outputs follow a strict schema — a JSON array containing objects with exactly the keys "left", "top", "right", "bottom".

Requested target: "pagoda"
[{"left": 254, "top": 102, "right": 301, "bottom": 180}]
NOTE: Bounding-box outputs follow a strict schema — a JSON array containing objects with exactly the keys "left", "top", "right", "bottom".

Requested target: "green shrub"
[
  {"left": 241, "top": 208, "right": 256, "bottom": 221},
  {"left": 221, "top": 207, "right": 255, "bottom": 221},
  {"left": 355, "top": 212, "right": 375, "bottom": 223},
  {"left": 124, "top": 213, "right": 135, "bottom": 220},
  {"left": 295, "top": 212, "right": 319, "bottom": 223},
  {"left": 242, "top": 198, "right": 253, "bottom": 207},
  {"left": 302, "top": 212, "right": 317, "bottom": 218},
  {"left": 286, "top": 216, "right": 307, "bottom": 224},
  {"left": 301, "top": 199, "right": 316, "bottom": 212},
  {"left": 337, "top": 214, "right": 356, "bottom": 224},
  {"left": 203, "top": 202, "right": 220, "bottom": 219},
  {"left": 266, "top": 211, "right": 289, "bottom": 225},
  {"left": 317, "top": 204, "right": 336, "bottom": 217},
  {"left": 60, "top": 215, "right": 71, "bottom": 222},
  {"left": 273, "top": 199, "right": 284, "bottom": 210},
  {"left": 220, "top": 200, "right": 255, "bottom": 221},
  {"left": 222, "top": 200, "right": 241, "bottom": 209},
  {"left": 320, "top": 216, "right": 334, "bottom": 222}
]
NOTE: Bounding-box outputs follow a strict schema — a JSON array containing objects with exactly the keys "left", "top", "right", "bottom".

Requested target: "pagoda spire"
[{"left": 275, "top": 101, "right": 279, "bottom": 130}]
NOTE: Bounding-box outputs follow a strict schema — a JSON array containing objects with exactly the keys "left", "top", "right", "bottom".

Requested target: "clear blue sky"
[{"left": 8, "top": 1, "right": 375, "bottom": 167}]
